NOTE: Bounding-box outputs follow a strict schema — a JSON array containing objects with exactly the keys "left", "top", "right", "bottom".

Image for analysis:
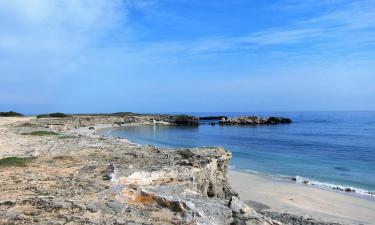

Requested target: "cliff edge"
[{"left": 0, "top": 116, "right": 281, "bottom": 225}]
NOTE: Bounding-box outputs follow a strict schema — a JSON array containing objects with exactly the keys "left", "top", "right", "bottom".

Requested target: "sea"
[{"left": 101, "top": 111, "right": 375, "bottom": 196}]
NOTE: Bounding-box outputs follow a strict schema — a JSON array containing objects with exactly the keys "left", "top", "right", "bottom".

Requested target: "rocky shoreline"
[
  {"left": 0, "top": 115, "right": 347, "bottom": 225},
  {"left": 1, "top": 112, "right": 292, "bottom": 127},
  {"left": 0, "top": 116, "right": 284, "bottom": 225}
]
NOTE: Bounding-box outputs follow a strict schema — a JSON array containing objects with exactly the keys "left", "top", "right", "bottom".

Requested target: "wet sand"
[{"left": 229, "top": 170, "right": 375, "bottom": 225}]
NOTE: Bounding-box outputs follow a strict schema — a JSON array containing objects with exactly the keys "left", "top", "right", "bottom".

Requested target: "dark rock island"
[{"left": 219, "top": 116, "right": 292, "bottom": 125}]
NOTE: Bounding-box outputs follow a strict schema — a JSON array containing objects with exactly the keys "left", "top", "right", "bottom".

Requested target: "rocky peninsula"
[{"left": 0, "top": 115, "right": 281, "bottom": 225}]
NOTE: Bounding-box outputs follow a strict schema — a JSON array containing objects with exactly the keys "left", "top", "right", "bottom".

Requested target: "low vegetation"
[
  {"left": 21, "top": 131, "right": 59, "bottom": 136},
  {"left": 36, "top": 112, "right": 142, "bottom": 118},
  {"left": 17, "top": 122, "right": 36, "bottom": 127},
  {"left": 0, "top": 157, "right": 34, "bottom": 167},
  {"left": 36, "top": 112, "right": 71, "bottom": 118},
  {"left": 176, "top": 150, "right": 195, "bottom": 159},
  {"left": 0, "top": 111, "right": 24, "bottom": 117},
  {"left": 72, "top": 112, "right": 141, "bottom": 117}
]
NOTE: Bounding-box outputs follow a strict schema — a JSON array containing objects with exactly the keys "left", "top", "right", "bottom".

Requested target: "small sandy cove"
[{"left": 229, "top": 170, "right": 375, "bottom": 225}]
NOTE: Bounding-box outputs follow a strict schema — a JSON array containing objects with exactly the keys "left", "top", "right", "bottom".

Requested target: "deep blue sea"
[{"left": 102, "top": 112, "right": 375, "bottom": 195}]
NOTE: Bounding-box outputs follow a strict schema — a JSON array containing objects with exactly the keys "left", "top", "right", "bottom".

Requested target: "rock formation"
[
  {"left": 0, "top": 116, "right": 281, "bottom": 225},
  {"left": 199, "top": 116, "right": 228, "bottom": 121},
  {"left": 220, "top": 116, "right": 292, "bottom": 125}
]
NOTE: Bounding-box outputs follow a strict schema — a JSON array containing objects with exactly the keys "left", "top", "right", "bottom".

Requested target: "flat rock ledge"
[
  {"left": 219, "top": 117, "right": 292, "bottom": 125},
  {"left": 0, "top": 117, "right": 281, "bottom": 225}
]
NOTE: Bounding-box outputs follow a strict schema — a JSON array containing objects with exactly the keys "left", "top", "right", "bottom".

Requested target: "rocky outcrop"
[
  {"left": 162, "top": 115, "right": 199, "bottom": 126},
  {"left": 0, "top": 117, "right": 281, "bottom": 225},
  {"left": 31, "top": 114, "right": 292, "bottom": 130},
  {"left": 200, "top": 116, "right": 228, "bottom": 120},
  {"left": 31, "top": 114, "right": 199, "bottom": 131},
  {"left": 230, "top": 197, "right": 282, "bottom": 225},
  {"left": 258, "top": 211, "right": 341, "bottom": 225},
  {"left": 220, "top": 116, "right": 292, "bottom": 125}
]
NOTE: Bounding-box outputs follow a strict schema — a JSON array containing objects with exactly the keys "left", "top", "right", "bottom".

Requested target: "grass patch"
[
  {"left": 21, "top": 131, "right": 58, "bottom": 136},
  {"left": 176, "top": 150, "right": 195, "bottom": 159},
  {"left": 0, "top": 157, "right": 34, "bottom": 167}
]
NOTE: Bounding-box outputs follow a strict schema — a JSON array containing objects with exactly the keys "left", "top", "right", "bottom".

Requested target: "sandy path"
[{"left": 229, "top": 170, "right": 375, "bottom": 225}]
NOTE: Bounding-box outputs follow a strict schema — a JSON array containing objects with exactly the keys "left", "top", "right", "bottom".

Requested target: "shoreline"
[
  {"left": 96, "top": 125, "right": 375, "bottom": 224},
  {"left": 229, "top": 168, "right": 375, "bottom": 199},
  {"left": 96, "top": 124, "right": 375, "bottom": 199},
  {"left": 229, "top": 170, "right": 375, "bottom": 225},
  {"left": 2, "top": 116, "right": 374, "bottom": 224}
]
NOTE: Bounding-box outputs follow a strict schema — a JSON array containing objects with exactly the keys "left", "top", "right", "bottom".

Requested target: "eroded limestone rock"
[
  {"left": 0, "top": 117, "right": 280, "bottom": 225},
  {"left": 230, "top": 197, "right": 282, "bottom": 225}
]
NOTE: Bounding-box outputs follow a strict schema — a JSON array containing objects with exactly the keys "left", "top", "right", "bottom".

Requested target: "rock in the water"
[{"left": 220, "top": 116, "right": 292, "bottom": 125}]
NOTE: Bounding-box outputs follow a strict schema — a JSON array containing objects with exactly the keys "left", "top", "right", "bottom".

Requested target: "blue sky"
[{"left": 0, "top": 0, "right": 374, "bottom": 113}]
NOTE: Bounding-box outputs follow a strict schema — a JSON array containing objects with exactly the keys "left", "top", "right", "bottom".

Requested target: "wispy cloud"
[
  {"left": 0, "top": 0, "right": 125, "bottom": 49},
  {"left": 150, "top": 0, "right": 375, "bottom": 56},
  {"left": 0, "top": 0, "right": 126, "bottom": 83},
  {"left": 1, "top": 0, "right": 374, "bottom": 111}
]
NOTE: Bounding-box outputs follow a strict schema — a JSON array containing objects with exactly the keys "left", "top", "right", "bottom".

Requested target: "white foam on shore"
[
  {"left": 293, "top": 176, "right": 375, "bottom": 197},
  {"left": 228, "top": 165, "right": 236, "bottom": 170},
  {"left": 233, "top": 169, "right": 375, "bottom": 198}
]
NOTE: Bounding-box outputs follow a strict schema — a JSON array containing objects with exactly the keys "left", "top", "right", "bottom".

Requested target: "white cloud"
[
  {"left": 0, "top": 0, "right": 128, "bottom": 51},
  {"left": 159, "top": 0, "right": 375, "bottom": 56},
  {"left": 0, "top": 0, "right": 374, "bottom": 111},
  {"left": 0, "top": 0, "right": 141, "bottom": 105}
]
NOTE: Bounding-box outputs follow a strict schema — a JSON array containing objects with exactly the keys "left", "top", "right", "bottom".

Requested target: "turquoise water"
[{"left": 103, "top": 112, "right": 375, "bottom": 194}]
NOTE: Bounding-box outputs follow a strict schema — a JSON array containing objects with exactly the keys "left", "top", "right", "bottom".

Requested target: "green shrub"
[
  {"left": 0, "top": 111, "right": 24, "bottom": 117},
  {"left": 21, "top": 131, "right": 58, "bottom": 136},
  {"left": 36, "top": 113, "right": 71, "bottom": 118},
  {"left": 176, "top": 150, "right": 195, "bottom": 159},
  {"left": 0, "top": 157, "right": 34, "bottom": 167},
  {"left": 17, "top": 122, "right": 36, "bottom": 127}
]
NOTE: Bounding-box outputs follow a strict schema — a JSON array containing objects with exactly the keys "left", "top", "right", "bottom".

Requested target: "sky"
[{"left": 0, "top": 0, "right": 374, "bottom": 114}]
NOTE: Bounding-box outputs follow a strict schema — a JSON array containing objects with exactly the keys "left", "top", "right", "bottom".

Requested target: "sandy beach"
[{"left": 229, "top": 170, "right": 375, "bottom": 225}]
